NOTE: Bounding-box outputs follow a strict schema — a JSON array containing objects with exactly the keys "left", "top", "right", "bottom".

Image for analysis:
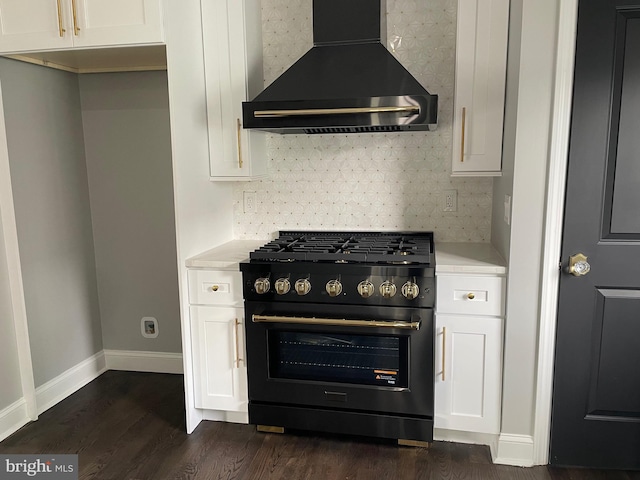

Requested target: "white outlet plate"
[
  {"left": 244, "top": 191, "right": 257, "bottom": 214},
  {"left": 141, "top": 317, "right": 158, "bottom": 338},
  {"left": 443, "top": 190, "right": 457, "bottom": 212},
  {"left": 504, "top": 194, "right": 512, "bottom": 225}
]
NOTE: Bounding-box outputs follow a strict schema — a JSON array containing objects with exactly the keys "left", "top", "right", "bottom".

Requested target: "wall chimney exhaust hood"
[{"left": 242, "top": 0, "right": 438, "bottom": 134}]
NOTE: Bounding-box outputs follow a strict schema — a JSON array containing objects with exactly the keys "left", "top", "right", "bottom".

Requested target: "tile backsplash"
[{"left": 233, "top": 0, "right": 493, "bottom": 242}]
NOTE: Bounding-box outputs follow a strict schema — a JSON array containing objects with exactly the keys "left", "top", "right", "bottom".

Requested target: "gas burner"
[{"left": 250, "top": 231, "right": 434, "bottom": 265}]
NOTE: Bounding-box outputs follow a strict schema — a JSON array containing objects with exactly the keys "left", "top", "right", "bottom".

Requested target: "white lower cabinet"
[
  {"left": 435, "top": 270, "right": 505, "bottom": 434},
  {"left": 435, "top": 313, "right": 503, "bottom": 434},
  {"left": 188, "top": 267, "right": 247, "bottom": 415},
  {"left": 190, "top": 305, "right": 247, "bottom": 412}
]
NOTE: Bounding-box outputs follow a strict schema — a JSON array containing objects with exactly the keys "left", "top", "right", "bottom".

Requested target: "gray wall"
[
  {"left": 497, "top": 0, "right": 559, "bottom": 437},
  {"left": 0, "top": 58, "right": 103, "bottom": 388},
  {"left": 0, "top": 217, "right": 24, "bottom": 407},
  {"left": 79, "top": 72, "right": 180, "bottom": 353},
  {"left": 491, "top": 1, "right": 523, "bottom": 260}
]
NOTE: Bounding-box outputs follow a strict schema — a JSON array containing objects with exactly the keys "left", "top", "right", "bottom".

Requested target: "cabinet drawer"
[
  {"left": 188, "top": 269, "right": 242, "bottom": 305},
  {"left": 436, "top": 275, "right": 505, "bottom": 316}
]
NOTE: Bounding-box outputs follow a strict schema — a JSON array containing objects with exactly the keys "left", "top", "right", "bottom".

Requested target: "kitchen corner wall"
[{"left": 233, "top": 0, "right": 493, "bottom": 242}]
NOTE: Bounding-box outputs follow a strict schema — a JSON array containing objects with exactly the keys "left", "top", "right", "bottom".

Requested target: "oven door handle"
[{"left": 252, "top": 314, "right": 421, "bottom": 331}]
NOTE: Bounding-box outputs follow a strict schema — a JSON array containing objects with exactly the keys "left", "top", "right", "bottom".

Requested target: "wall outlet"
[
  {"left": 243, "top": 191, "right": 257, "bottom": 214},
  {"left": 141, "top": 317, "right": 158, "bottom": 338},
  {"left": 504, "top": 194, "right": 512, "bottom": 225},
  {"left": 443, "top": 190, "right": 457, "bottom": 212}
]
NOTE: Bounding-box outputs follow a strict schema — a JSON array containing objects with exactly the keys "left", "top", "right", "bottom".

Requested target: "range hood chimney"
[{"left": 242, "top": 0, "right": 438, "bottom": 134}]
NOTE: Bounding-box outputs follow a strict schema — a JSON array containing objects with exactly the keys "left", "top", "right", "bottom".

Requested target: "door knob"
[{"left": 568, "top": 253, "right": 590, "bottom": 276}]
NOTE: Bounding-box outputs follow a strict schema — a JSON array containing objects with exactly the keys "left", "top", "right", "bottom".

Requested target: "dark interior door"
[{"left": 551, "top": 0, "right": 640, "bottom": 469}]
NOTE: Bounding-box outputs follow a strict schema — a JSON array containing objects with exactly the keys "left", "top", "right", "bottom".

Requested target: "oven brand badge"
[{"left": 374, "top": 370, "right": 398, "bottom": 385}]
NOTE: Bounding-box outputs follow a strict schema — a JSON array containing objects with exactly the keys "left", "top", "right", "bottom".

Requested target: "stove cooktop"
[{"left": 249, "top": 231, "right": 434, "bottom": 265}]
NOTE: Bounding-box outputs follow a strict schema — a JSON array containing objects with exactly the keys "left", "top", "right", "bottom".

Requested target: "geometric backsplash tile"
[{"left": 233, "top": 0, "right": 493, "bottom": 242}]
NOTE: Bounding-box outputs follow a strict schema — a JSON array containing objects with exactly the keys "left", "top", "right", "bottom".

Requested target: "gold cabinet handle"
[
  {"left": 71, "top": 0, "right": 80, "bottom": 35},
  {"left": 56, "top": 0, "right": 66, "bottom": 37},
  {"left": 460, "top": 107, "right": 467, "bottom": 163},
  {"left": 234, "top": 318, "right": 244, "bottom": 368},
  {"left": 442, "top": 327, "right": 446, "bottom": 381},
  {"left": 467, "top": 292, "right": 475, "bottom": 300},
  {"left": 211, "top": 285, "right": 219, "bottom": 292},
  {"left": 236, "top": 118, "right": 244, "bottom": 169}
]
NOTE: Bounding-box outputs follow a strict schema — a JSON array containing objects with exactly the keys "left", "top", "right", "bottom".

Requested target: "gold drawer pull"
[
  {"left": 236, "top": 118, "right": 244, "bottom": 169},
  {"left": 211, "top": 285, "right": 219, "bottom": 292},
  {"left": 442, "top": 327, "right": 446, "bottom": 381},
  {"left": 467, "top": 292, "right": 475, "bottom": 300},
  {"left": 460, "top": 107, "right": 467, "bottom": 163},
  {"left": 56, "top": 0, "right": 66, "bottom": 37},
  {"left": 71, "top": 0, "right": 80, "bottom": 35},
  {"left": 234, "top": 318, "right": 244, "bottom": 368}
]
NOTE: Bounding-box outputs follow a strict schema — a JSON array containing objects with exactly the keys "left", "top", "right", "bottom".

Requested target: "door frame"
[
  {"left": 0, "top": 80, "right": 38, "bottom": 423},
  {"left": 533, "top": 0, "right": 578, "bottom": 465}
]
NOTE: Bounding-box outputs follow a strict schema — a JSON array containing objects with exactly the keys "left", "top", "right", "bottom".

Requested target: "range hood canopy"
[{"left": 242, "top": 0, "right": 438, "bottom": 134}]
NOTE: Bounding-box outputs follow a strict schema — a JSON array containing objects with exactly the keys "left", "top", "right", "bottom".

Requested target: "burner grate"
[{"left": 250, "top": 231, "right": 434, "bottom": 264}]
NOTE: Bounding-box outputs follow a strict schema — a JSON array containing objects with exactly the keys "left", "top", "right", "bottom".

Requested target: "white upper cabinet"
[
  {"left": 201, "top": 0, "right": 266, "bottom": 181},
  {"left": 71, "top": 0, "right": 164, "bottom": 48},
  {"left": 0, "top": 0, "right": 164, "bottom": 54},
  {"left": 0, "top": 0, "right": 72, "bottom": 52},
  {"left": 452, "top": 0, "right": 509, "bottom": 176}
]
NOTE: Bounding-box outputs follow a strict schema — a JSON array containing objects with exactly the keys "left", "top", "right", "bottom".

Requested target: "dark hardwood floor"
[{"left": 1, "top": 371, "right": 638, "bottom": 479}]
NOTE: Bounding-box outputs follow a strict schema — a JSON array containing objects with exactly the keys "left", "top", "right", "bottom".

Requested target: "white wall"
[
  {"left": 0, "top": 217, "right": 23, "bottom": 409},
  {"left": 0, "top": 58, "right": 103, "bottom": 388},
  {"left": 79, "top": 71, "right": 181, "bottom": 353},
  {"left": 491, "top": 1, "right": 523, "bottom": 260},
  {"left": 232, "top": 0, "right": 493, "bottom": 243},
  {"left": 164, "top": 0, "right": 236, "bottom": 432},
  {"left": 498, "top": 0, "right": 559, "bottom": 441}
]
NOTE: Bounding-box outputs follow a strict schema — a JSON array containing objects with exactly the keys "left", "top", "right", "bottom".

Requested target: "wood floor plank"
[{"left": 1, "top": 371, "right": 638, "bottom": 480}]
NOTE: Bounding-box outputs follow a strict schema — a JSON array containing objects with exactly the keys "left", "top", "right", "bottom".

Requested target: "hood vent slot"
[
  {"left": 242, "top": 0, "right": 438, "bottom": 134},
  {"left": 304, "top": 125, "right": 402, "bottom": 135}
]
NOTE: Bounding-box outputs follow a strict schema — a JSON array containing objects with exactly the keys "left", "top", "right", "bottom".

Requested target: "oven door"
[{"left": 244, "top": 301, "right": 434, "bottom": 418}]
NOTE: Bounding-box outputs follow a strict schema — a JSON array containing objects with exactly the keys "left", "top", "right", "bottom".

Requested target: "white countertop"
[
  {"left": 185, "top": 240, "right": 266, "bottom": 270},
  {"left": 435, "top": 242, "right": 507, "bottom": 275},
  {"left": 187, "top": 240, "right": 507, "bottom": 275}
]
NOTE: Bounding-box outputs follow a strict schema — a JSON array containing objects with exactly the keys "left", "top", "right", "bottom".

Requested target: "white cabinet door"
[
  {"left": 435, "top": 314, "right": 503, "bottom": 434},
  {"left": 452, "top": 0, "right": 509, "bottom": 176},
  {"left": 201, "top": 0, "right": 266, "bottom": 181},
  {"left": 190, "top": 306, "right": 247, "bottom": 412},
  {"left": 0, "top": 0, "right": 162, "bottom": 54},
  {"left": 0, "top": 0, "right": 72, "bottom": 53},
  {"left": 72, "top": 0, "right": 163, "bottom": 48}
]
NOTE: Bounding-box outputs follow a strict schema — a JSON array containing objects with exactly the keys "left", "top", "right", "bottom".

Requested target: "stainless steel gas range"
[{"left": 240, "top": 231, "right": 435, "bottom": 445}]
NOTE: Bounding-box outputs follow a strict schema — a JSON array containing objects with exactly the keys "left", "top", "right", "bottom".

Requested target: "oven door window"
[{"left": 268, "top": 331, "right": 409, "bottom": 387}]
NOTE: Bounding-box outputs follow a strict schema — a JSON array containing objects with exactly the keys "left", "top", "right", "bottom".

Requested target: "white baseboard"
[
  {"left": 0, "top": 398, "right": 30, "bottom": 442},
  {"left": 104, "top": 350, "right": 183, "bottom": 374},
  {"left": 493, "top": 433, "right": 535, "bottom": 467},
  {"left": 202, "top": 409, "right": 249, "bottom": 425},
  {"left": 36, "top": 351, "right": 107, "bottom": 415},
  {"left": 434, "top": 429, "right": 499, "bottom": 458}
]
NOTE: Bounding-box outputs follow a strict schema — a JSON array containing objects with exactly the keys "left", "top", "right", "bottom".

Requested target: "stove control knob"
[
  {"left": 294, "top": 278, "right": 311, "bottom": 296},
  {"left": 357, "top": 280, "right": 375, "bottom": 298},
  {"left": 401, "top": 281, "right": 420, "bottom": 300},
  {"left": 326, "top": 279, "right": 343, "bottom": 297},
  {"left": 274, "top": 278, "right": 291, "bottom": 295},
  {"left": 254, "top": 278, "right": 270, "bottom": 295},
  {"left": 379, "top": 281, "right": 397, "bottom": 299}
]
